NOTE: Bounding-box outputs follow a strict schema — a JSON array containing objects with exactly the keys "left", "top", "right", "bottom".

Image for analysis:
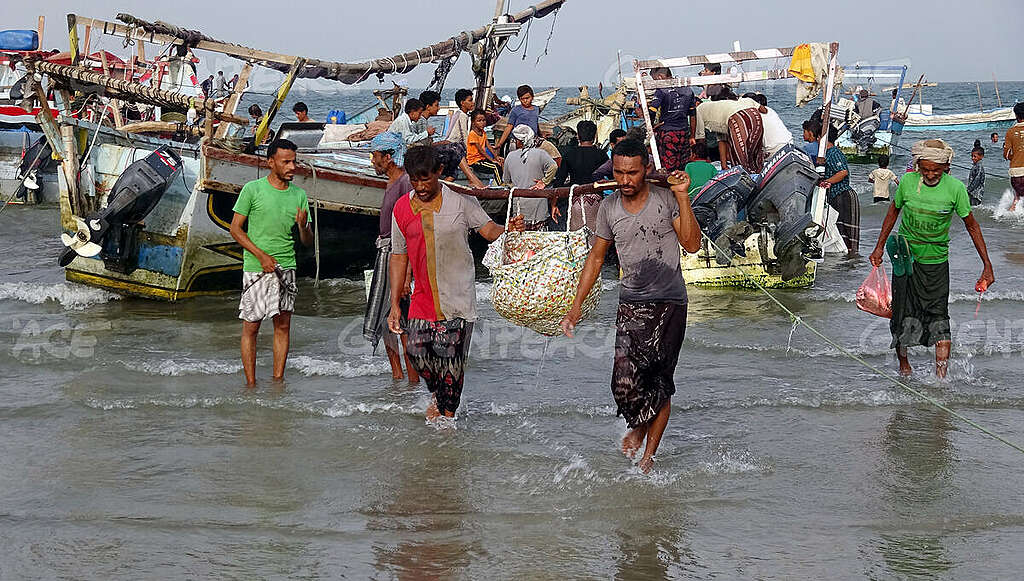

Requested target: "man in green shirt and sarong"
[
  {"left": 869, "top": 139, "right": 995, "bottom": 378},
  {"left": 230, "top": 139, "right": 313, "bottom": 386}
]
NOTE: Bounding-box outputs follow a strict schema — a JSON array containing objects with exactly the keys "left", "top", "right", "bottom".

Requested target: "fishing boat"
[
  {"left": 903, "top": 104, "right": 1016, "bottom": 131},
  {"left": 633, "top": 42, "right": 845, "bottom": 289},
  {"left": 25, "top": 2, "right": 565, "bottom": 300},
  {"left": 834, "top": 63, "right": 908, "bottom": 164}
]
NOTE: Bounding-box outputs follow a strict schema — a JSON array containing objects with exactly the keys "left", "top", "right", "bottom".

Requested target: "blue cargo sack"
[{"left": 0, "top": 30, "right": 40, "bottom": 51}]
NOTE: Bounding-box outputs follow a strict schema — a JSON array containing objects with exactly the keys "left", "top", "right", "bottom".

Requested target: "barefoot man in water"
[
  {"left": 387, "top": 146, "right": 524, "bottom": 421},
  {"left": 560, "top": 138, "right": 701, "bottom": 473},
  {"left": 230, "top": 139, "right": 312, "bottom": 386},
  {"left": 868, "top": 139, "right": 995, "bottom": 378}
]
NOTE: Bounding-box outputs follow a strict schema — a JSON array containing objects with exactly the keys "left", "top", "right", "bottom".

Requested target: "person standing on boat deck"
[
  {"left": 364, "top": 132, "right": 418, "bottom": 383},
  {"left": 503, "top": 124, "right": 558, "bottom": 231},
  {"left": 890, "top": 89, "right": 906, "bottom": 118},
  {"left": 801, "top": 119, "right": 821, "bottom": 161},
  {"left": 645, "top": 67, "right": 697, "bottom": 172},
  {"left": 390, "top": 99, "right": 434, "bottom": 145},
  {"left": 229, "top": 73, "right": 239, "bottom": 91},
  {"left": 216, "top": 71, "right": 229, "bottom": 98},
  {"left": 495, "top": 85, "right": 540, "bottom": 152},
  {"left": 560, "top": 138, "right": 701, "bottom": 474},
  {"left": 230, "top": 139, "right": 312, "bottom": 386},
  {"left": 698, "top": 63, "right": 725, "bottom": 101},
  {"left": 869, "top": 139, "right": 994, "bottom": 378},
  {"left": 591, "top": 129, "right": 628, "bottom": 182},
  {"left": 806, "top": 120, "right": 860, "bottom": 255},
  {"left": 868, "top": 154, "right": 898, "bottom": 204},
  {"left": 967, "top": 141, "right": 986, "bottom": 206},
  {"left": 1003, "top": 103, "right": 1024, "bottom": 211},
  {"left": 200, "top": 75, "right": 214, "bottom": 99},
  {"left": 388, "top": 146, "right": 524, "bottom": 421}
]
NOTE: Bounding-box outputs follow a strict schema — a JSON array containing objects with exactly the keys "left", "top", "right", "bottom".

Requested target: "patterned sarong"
[
  {"left": 655, "top": 129, "right": 691, "bottom": 172},
  {"left": 406, "top": 318, "right": 474, "bottom": 415},
  {"left": 828, "top": 188, "right": 861, "bottom": 255},
  {"left": 239, "top": 268, "right": 297, "bottom": 322},
  {"left": 612, "top": 302, "right": 687, "bottom": 428},
  {"left": 727, "top": 108, "right": 765, "bottom": 173}
]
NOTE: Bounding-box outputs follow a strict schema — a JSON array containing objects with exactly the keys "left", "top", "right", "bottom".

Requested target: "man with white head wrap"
[
  {"left": 868, "top": 138, "right": 995, "bottom": 378},
  {"left": 364, "top": 132, "right": 418, "bottom": 382},
  {"left": 503, "top": 124, "right": 558, "bottom": 230}
]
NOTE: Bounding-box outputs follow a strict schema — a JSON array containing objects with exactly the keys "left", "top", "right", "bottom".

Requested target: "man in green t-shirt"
[
  {"left": 229, "top": 139, "right": 312, "bottom": 386},
  {"left": 868, "top": 139, "right": 995, "bottom": 378}
]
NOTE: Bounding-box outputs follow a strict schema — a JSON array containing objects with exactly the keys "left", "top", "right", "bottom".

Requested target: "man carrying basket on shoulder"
[
  {"left": 388, "top": 146, "right": 525, "bottom": 423},
  {"left": 560, "top": 138, "right": 702, "bottom": 474}
]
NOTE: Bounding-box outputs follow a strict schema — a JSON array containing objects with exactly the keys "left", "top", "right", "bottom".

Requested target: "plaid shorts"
[{"left": 239, "top": 268, "right": 297, "bottom": 322}]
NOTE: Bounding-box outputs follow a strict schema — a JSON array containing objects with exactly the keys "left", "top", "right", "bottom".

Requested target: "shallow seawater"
[{"left": 2, "top": 83, "right": 1024, "bottom": 579}]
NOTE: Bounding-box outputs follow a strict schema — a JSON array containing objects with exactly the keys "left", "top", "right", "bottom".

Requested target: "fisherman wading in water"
[
  {"left": 388, "top": 146, "right": 524, "bottom": 422},
  {"left": 230, "top": 139, "right": 312, "bottom": 386},
  {"left": 560, "top": 138, "right": 701, "bottom": 473},
  {"left": 868, "top": 139, "right": 995, "bottom": 378}
]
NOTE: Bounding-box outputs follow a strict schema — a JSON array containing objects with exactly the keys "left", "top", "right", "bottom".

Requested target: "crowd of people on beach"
[{"left": 226, "top": 71, "right": 1022, "bottom": 472}]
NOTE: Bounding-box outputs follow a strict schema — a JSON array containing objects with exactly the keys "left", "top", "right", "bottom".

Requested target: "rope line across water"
[{"left": 698, "top": 234, "right": 1024, "bottom": 455}]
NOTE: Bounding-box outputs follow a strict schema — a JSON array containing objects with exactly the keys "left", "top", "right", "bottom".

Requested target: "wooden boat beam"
[{"left": 25, "top": 60, "right": 248, "bottom": 125}]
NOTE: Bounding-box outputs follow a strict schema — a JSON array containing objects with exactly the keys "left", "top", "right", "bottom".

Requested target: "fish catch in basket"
[{"left": 483, "top": 190, "right": 601, "bottom": 335}]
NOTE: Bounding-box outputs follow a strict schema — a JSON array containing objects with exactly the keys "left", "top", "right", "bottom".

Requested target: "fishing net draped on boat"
[{"left": 483, "top": 188, "right": 601, "bottom": 336}]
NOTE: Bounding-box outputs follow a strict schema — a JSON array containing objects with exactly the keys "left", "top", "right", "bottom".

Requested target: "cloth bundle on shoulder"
[
  {"left": 856, "top": 264, "right": 892, "bottom": 319},
  {"left": 484, "top": 187, "right": 601, "bottom": 335}
]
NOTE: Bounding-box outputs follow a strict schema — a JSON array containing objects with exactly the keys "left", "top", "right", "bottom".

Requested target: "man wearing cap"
[
  {"left": 868, "top": 139, "right": 995, "bottom": 378},
  {"left": 364, "top": 132, "right": 418, "bottom": 382}
]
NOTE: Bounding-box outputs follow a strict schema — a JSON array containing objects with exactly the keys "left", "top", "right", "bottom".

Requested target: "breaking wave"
[{"left": 0, "top": 282, "right": 120, "bottom": 310}]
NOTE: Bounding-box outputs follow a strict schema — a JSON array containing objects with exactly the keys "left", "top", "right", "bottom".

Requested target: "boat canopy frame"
[{"left": 633, "top": 42, "right": 840, "bottom": 234}]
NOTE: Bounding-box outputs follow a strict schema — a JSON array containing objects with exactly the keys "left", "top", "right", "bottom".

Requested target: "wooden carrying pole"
[{"left": 992, "top": 73, "right": 1002, "bottom": 107}]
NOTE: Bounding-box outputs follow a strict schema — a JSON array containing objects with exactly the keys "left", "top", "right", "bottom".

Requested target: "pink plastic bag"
[{"left": 856, "top": 265, "right": 892, "bottom": 319}]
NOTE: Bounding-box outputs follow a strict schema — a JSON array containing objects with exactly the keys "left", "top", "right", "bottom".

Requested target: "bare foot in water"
[
  {"left": 426, "top": 398, "right": 441, "bottom": 421},
  {"left": 621, "top": 428, "right": 646, "bottom": 459},
  {"left": 898, "top": 362, "right": 913, "bottom": 377},
  {"left": 637, "top": 456, "right": 655, "bottom": 474}
]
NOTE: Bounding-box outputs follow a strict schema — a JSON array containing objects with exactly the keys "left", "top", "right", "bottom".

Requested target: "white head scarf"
[
  {"left": 512, "top": 124, "right": 538, "bottom": 162},
  {"left": 911, "top": 139, "right": 954, "bottom": 168}
]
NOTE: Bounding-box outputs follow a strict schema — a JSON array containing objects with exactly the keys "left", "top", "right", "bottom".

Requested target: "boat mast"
[{"left": 474, "top": 0, "right": 510, "bottom": 110}]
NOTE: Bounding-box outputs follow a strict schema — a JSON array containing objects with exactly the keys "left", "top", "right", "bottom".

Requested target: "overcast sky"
[{"left": 10, "top": 0, "right": 1023, "bottom": 90}]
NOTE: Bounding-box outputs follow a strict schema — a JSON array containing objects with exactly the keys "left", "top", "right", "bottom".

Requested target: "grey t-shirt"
[
  {"left": 503, "top": 148, "right": 557, "bottom": 223},
  {"left": 595, "top": 186, "right": 686, "bottom": 304}
]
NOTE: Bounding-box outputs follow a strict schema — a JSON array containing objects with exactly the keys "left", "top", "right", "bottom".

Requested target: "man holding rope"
[
  {"left": 560, "top": 138, "right": 701, "bottom": 473},
  {"left": 868, "top": 139, "right": 995, "bottom": 378},
  {"left": 230, "top": 139, "right": 312, "bottom": 386}
]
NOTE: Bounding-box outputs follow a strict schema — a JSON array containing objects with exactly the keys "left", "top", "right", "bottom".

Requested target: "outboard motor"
[
  {"left": 14, "top": 136, "right": 55, "bottom": 202},
  {"left": 691, "top": 167, "right": 758, "bottom": 262},
  {"left": 745, "top": 145, "right": 820, "bottom": 280},
  {"left": 849, "top": 115, "right": 881, "bottom": 155},
  {"left": 59, "top": 146, "right": 183, "bottom": 273}
]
